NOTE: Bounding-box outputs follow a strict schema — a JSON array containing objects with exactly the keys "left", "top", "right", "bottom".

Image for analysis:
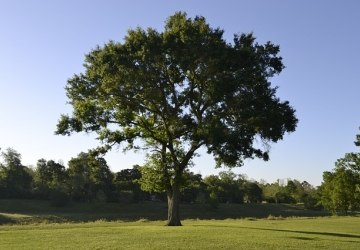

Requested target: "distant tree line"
[
  {"left": 2, "top": 130, "right": 360, "bottom": 214},
  {"left": 0, "top": 148, "right": 321, "bottom": 209}
]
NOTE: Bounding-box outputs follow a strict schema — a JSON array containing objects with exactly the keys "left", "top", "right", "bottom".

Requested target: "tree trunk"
[{"left": 166, "top": 184, "right": 182, "bottom": 226}]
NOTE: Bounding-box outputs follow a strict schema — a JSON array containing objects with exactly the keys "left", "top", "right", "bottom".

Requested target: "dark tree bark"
[{"left": 166, "top": 183, "right": 182, "bottom": 226}]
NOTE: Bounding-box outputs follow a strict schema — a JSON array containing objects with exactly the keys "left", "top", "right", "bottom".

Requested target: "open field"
[
  {"left": 2, "top": 200, "right": 357, "bottom": 249},
  {"left": 0, "top": 217, "right": 359, "bottom": 249}
]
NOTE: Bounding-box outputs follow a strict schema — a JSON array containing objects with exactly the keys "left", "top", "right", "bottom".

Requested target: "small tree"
[{"left": 56, "top": 12, "right": 297, "bottom": 225}]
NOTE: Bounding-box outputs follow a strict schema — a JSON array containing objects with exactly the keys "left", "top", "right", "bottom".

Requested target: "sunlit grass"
[
  {"left": 1, "top": 199, "right": 354, "bottom": 249},
  {"left": 0, "top": 217, "right": 359, "bottom": 249}
]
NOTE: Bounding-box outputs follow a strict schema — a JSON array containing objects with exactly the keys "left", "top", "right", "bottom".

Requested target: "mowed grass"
[
  {"left": 0, "top": 200, "right": 356, "bottom": 249},
  {"left": 0, "top": 217, "right": 360, "bottom": 249}
]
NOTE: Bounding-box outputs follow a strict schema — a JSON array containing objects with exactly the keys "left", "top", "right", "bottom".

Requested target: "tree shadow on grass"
[
  {"left": 194, "top": 224, "right": 360, "bottom": 240},
  {"left": 260, "top": 227, "right": 360, "bottom": 239},
  {"left": 289, "top": 236, "right": 316, "bottom": 241}
]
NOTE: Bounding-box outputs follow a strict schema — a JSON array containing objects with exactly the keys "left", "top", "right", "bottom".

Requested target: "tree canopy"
[
  {"left": 56, "top": 12, "right": 297, "bottom": 225},
  {"left": 0, "top": 148, "right": 32, "bottom": 198},
  {"left": 67, "top": 152, "right": 114, "bottom": 202},
  {"left": 320, "top": 130, "right": 360, "bottom": 214}
]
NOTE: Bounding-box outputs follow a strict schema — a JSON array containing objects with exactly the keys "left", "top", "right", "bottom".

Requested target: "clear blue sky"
[{"left": 1, "top": 0, "right": 359, "bottom": 186}]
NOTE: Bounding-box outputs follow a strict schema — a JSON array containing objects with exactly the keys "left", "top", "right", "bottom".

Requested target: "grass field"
[
  {"left": 0, "top": 217, "right": 359, "bottom": 249},
  {"left": 1, "top": 200, "right": 358, "bottom": 249}
]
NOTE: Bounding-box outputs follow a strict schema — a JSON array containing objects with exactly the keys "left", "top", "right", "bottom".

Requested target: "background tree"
[
  {"left": 203, "top": 171, "right": 246, "bottom": 205},
  {"left": 56, "top": 12, "right": 297, "bottom": 225},
  {"left": 297, "top": 180, "right": 321, "bottom": 209},
  {"left": 285, "top": 179, "right": 307, "bottom": 203},
  {"left": 261, "top": 180, "right": 292, "bottom": 203},
  {"left": 203, "top": 174, "right": 222, "bottom": 208},
  {"left": 217, "top": 171, "right": 245, "bottom": 203},
  {"left": 113, "top": 165, "right": 147, "bottom": 202},
  {"left": 321, "top": 167, "right": 359, "bottom": 214},
  {"left": 320, "top": 130, "right": 360, "bottom": 214},
  {"left": 261, "top": 181, "right": 282, "bottom": 203},
  {"left": 0, "top": 148, "right": 33, "bottom": 198},
  {"left": 180, "top": 171, "right": 203, "bottom": 203},
  {"left": 243, "top": 182, "right": 263, "bottom": 203},
  {"left": 139, "top": 161, "right": 203, "bottom": 203},
  {"left": 67, "top": 152, "right": 114, "bottom": 202},
  {"left": 33, "top": 159, "right": 68, "bottom": 199}
]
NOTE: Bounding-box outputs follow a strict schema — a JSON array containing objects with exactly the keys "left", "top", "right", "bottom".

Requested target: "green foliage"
[
  {"left": 0, "top": 146, "right": 323, "bottom": 209},
  {"left": 320, "top": 130, "right": 360, "bottom": 214},
  {"left": 180, "top": 171, "right": 203, "bottom": 203},
  {"left": 55, "top": 12, "right": 297, "bottom": 224},
  {"left": 261, "top": 179, "right": 320, "bottom": 205},
  {"left": 203, "top": 171, "right": 246, "bottom": 204},
  {"left": 56, "top": 12, "right": 297, "bottom": 168},
  {"left": 261, "top": 181, "right": 282, "bottom": 203},
  {"left": 321, "top": 167, "right": 360, "bottom": 214},
  {"left": 0, "top": 148, "right": 33, "bottom": 198},
  {"left": 113, "top": 166, "right": 148, "bottom": 202},
  {"left": 303, "top": 187, "right": 322, "bottom": 210},
  {"left": 243, "top": 182, "right": 263, "bottom": 203},
  {"left": 203, "top": 174, "right": 222, "bottom": 206},
  {"left": 33, "top": 159, "right": 68, "bottom": 199},
  {"left": 138, "top": 153, "right": 174, "bottom": 194},
  {"left": 114, "top": 166, "right": 142, "bottom": 191},
  {"left": 67, "top": 152, "right": 114, "bottom": 202}
]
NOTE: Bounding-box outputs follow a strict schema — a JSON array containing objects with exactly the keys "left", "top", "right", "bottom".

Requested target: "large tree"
[{"left": 56, "top": 12, "right": 297, "bottom": 225}]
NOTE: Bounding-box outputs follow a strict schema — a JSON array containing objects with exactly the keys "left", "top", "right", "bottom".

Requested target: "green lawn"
[
  {"left": 1, "top": 199, "right": 356, "bottom": 249},
  {"left": 0, "top": 217, "right": 359, "bottom": 249}
]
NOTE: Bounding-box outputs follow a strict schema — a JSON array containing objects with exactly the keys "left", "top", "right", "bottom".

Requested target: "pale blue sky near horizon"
[{"left": 0, "top": 0, "right": 359, "bottom": 186}]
